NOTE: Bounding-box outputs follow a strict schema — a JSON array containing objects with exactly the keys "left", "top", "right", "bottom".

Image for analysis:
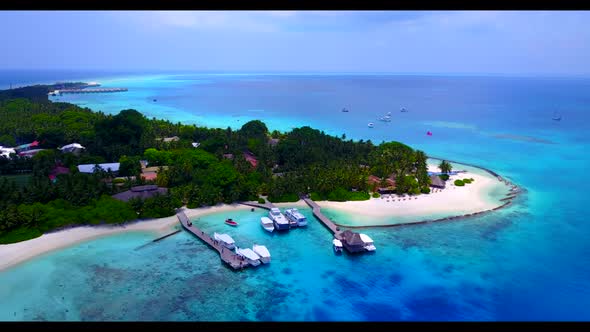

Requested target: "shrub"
[
  {"left": 439, "top": 174, "right": 450, "bottom": 181},
  {"left": 454, "top": 179, "right": 464, "bottom": 186},
  {"left": 420, "top": 187, "right": 431, "bottom": 194},
  {"left": 112, "top": 178, "right": 126, "bottom": 184},
  {"left": 372, "top": 192, "right": 381, "bottom": 198},
  {"left": 257, "top": 197, "right": 266, "bottom": 204},
  {"left": 463, "top": 178, "right": 472, "bottom": 184},
  {"left": 267, "top": 193, "right": 299, "bottom": 203},
  {"left": 310, "top": 192, "right": 323, "bottom": 201}
]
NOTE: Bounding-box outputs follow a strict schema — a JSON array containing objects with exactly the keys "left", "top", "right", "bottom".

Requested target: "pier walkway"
[
  {"left": 238, "top": 201, "right": 276, "bottom": 210},
  {"left": 301, "top": 197, "right": 343, "bottom": 240},
  {"left": 56, "top": 88, "right": 128, "bottom": 94},
  {"left": 177, "top": 210, "right": 250, "bottom": 270}
]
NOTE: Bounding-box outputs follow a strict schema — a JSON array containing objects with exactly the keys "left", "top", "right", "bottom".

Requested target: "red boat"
[{"left": 225, "top": 218, "right": 238, "bottom": 226}]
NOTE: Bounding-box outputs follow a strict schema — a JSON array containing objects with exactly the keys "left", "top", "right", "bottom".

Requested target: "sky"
[{"left": 0, "top": 10, "right": 589, "bottom": 76}]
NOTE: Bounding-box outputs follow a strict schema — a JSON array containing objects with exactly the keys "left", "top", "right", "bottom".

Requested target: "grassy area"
[{"left": 1, "top": 174, "right": 32, "bottom": 188}]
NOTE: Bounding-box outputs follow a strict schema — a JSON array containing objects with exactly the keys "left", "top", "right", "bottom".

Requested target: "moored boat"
[
  {"left": 260, "top": 217, "right": 274, "bottom": 233},
  {"left": 213, "top": 232, "right": 236, "bottom": 250},
  {"left": 333, "top": 238, "right": 343, "bottom": 253},
  {"left": 225, "top": 218, "right": 238, "bottom": 226},
  {"left": 236, "top": 247, "right": 261, "bottom": 266},
  {"left": 268, "top": 208, "right": 289, "bottom": 231},
  {"left": 368, "top": 122, "right": 374, "bottom": 128},
  {"left": 284, "top": 208, "right": 307, "bottom": 227},
  {"left": 252, "top": 244, "right": 271, "bottom": 264},
  {"left": 359, "top": 233, "right": 376, "bottom": 251}
]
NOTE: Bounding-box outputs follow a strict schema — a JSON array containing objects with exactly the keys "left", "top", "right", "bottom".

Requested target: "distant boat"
[
  {"left": 379, "top": 115, "right": 391, "bottom": 122},
  {"left": 552, "top": 111, "right": 561, "bottom": 121},
  {"left": 235, "top": 247, "right": 261, "bottom": 266},
  {"left": 225, "top": 218, "right": 238, "bottom": 227},
  {"left": 153, "top": 99, "right": 157, "bottom": 102},
  {"left": 400, "top": 107, "right": 408, "bottom": 112},
  {"left": 368, "top": 122, "right": 374, "bottom": 128},
  {"left": 342, "top": 108, "right": 349, "bottom": 112},
  {"left": 427, "top": 131, "right": 432, "bottom": 136}
]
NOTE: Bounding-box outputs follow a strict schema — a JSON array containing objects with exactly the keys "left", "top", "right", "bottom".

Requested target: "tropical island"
[{"left": 0, "top": 83, "right": 516, "bottom": 254}]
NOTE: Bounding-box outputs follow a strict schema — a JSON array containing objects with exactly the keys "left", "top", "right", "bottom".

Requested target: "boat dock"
[
  {"left": 54, "top": 88, "right": 128, "bottom": 94},
  {"left": 177, "top": 211, "right": 251, "bottom": 270},
  {"left": 301, "top": 197, "right": 343, "bottom": 240}
]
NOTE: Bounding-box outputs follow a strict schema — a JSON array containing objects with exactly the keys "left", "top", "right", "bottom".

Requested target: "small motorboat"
[
  {"left": 225, "top": 218, "right": 238, "bottom": 226},
  {"left": 368, "top": 122, "right": 374, "bottom": 128},
  {"left": 333, "top": 238, "right": 343, "bottom": 253},
  {"left": 342, "top": 108, "right": 349, "bottom": 112},
  {"left": 153, "top": 99, "right": 157, "bottom": 102},
  {"left": 252, "top": 244, "right": 271, "bottom": 264},
  {"left": 400, "top": 107, "right": 408, "bottom": 112},
  {"left": 552, "top": 111, "right": 561, "bottom": 121},
  {"left": 260, "top": 217, "right": 274, "bottom": 233}
]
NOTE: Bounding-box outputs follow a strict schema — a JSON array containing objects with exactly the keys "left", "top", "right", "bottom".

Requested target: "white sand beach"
[
  {"left": 316, "top": 163, "right": 511, "bottom": 225},
  {"left": 0, "top": 204, "right": 252, "bottom": 272}
]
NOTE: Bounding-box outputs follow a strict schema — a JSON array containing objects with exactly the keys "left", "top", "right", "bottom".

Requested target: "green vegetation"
[
  {"left": 454, "top": 179, "right": 465, "bottom": 186},
  {"left": 439, "top": 174, "right": 450, "bottom": 181},
  {"left": 257, "top": 198, "right": 266, "bottom": 204},
  {"left": 0, "top": 174, "right": 32, "bottom": 188},
  {"left": 463, "top": 178, "right": 473, "bottom": 184},
  {"left": 439, "top": 160, "right": 452, "bottom": 174},
  {"left": 0, "top": 85, "right": 431, "bottom": 243},
  {"left": 372, "top": 192, "right": 380, "bottom": 198}
]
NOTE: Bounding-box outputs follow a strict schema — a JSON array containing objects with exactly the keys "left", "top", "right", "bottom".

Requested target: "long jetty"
[
  {"left": 55, "top": 88, "right": 128, "bottom": 94},
  {"left": 301, "top": 197, "right": 343, "bottom": 240},
  {"left": 177, "top": 210, "right": 250, "bottom": 270}
]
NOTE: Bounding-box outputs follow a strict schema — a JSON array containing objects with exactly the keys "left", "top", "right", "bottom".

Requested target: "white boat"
[
  {"left": 260, "top": 217, "right": 274, "bottom": 233},
  {"left": 333, "top": 238, "right": 343, "bottom": 253},
  {"left": 284, "top": 208, "right": 307, "bottom": 227},
  {"left": 236, "top": 247, "right": 261, "bottom": 266},
  {"left": 368, "top": 122, "right": 374, "bottom": 128},
  {"left": 252, "top": 244, "right": 271, "bottom": 264},
  {"left": 269, "top": 208, "right": 289, "bottom": 231},
  {"left": 379, "top": 115, "right": 391, "bottom": 122},
  {"left": 359, "top": 233, "right": 376, "bottom": 251},
  {"left": 213, "top": 232, "right": 235, "bottom": 250}
]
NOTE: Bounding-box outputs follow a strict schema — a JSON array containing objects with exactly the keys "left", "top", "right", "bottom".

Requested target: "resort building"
[
  {"left": 341, "top": 230, "right": 366, "bottom": 253},
  {"left": 112, "top": 185, "right": 168, "bottom": 202},
  {"left": 243, "top": 151, "right": 258, "bottom": 168},
  {"left": 77, "top": 162, "right": 120, "bottom": 174},
  {"left": 0, "top": 146, "right": 16, "bottom": 158},
  {"left": 156, "top": 136, "right": 180, "bottom": 143},
  {"left": 429, "top": 175, "right": 446, "bottom": 189},
  {"left": 17, "top": 149, "right": 46, "bottom": 158},
  {"left": 58, "top": 143, "right": 85, "bottom": 155},
  {"left": 48, "top": 165, "right": 70, "bottom": 182},
  {"left": 367, "top": 174, "right": 396, "bottom": 194}
]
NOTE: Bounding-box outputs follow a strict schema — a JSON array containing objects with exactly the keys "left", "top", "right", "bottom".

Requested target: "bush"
[
  {"left": 439, "top": 174, "right": 450, "bottom": 181},
  {"left": 112, "top": 178, "right": 126, "bottom": 184},
  {"left": 454, "top": 179, "right": 464, "bottom": 186},
  {"left": 463, "top": 178, "right": 472, "bottom": 184},
  {"left": 420, "top": 187, "right": 431, "bottom": 194},
  {"left": 267, "top": 193, "right": 299, "bottom": 203},
  {"left": 310, "top": 192, "right": 324, "bottom": 201},
  {"left": 257, "top": 198, "right": 266, "bottom": 204},
  {"left": 327, "top": 188, "right": 370, "bottom": 201},
  {"left": 372, "top": 192, "right": 380, "bottom": 198}
]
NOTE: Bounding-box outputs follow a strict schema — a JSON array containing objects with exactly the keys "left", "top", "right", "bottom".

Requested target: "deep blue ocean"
[{"left": 0, "top": 70, "right": 589, "bottom": 321}]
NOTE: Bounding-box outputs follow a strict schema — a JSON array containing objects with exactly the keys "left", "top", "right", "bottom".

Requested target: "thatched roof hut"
[{"left": 429, "top": 175, "right": 446, "bottom": 189}]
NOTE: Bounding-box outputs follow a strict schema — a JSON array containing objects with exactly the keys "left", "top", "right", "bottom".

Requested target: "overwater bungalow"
[{"left": 341, "top": 230, "right": 366, "bottom": 253}]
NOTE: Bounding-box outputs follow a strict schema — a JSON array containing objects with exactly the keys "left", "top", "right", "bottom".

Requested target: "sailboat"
[{"left": 552, "top": 111, "right": 561, "bottom": 121}]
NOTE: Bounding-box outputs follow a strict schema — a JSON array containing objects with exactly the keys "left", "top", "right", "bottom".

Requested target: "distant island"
[{"left": 0, "top": 83, "right": 516, "bottom": 246}]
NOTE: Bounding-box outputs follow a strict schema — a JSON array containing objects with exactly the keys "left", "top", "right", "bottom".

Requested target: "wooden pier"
[
  {"left": 55, "top": 88, "right": 128, "bottom": 94},
  {"left": 238, "top": 201, "right": 276, "bottom": 210},
  {"left": 301, "top": 197, "right": 343, "bottom": 240},
  {"left": 177, "top": 210, "right": 251, "bottom": 270}
]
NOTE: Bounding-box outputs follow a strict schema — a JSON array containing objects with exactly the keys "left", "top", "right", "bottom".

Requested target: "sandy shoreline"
[
  {"left": 316, "top": 162, "right": 511, "bottom": 226},
  {"left": 0, "top": 204, "right": 255, "bottom": 272},
  {"left": 0, "top": 163, "right": 512, "bottom": 271}
]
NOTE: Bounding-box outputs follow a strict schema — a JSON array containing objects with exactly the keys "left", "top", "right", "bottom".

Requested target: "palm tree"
[{"left": 439, "top": 160, "right": 452, "bottom": 174}]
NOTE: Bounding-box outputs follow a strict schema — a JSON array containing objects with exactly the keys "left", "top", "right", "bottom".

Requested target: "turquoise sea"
[{"left": 1, "top": 71, "right": 589, "bottom": 321}]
